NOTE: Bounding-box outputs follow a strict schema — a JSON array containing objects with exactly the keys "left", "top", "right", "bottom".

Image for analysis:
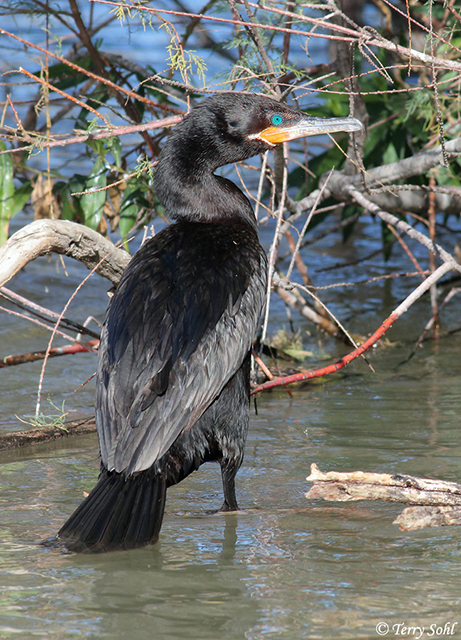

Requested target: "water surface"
[{"left": 1, "top": 267, "right": 461, "bottom": 639}]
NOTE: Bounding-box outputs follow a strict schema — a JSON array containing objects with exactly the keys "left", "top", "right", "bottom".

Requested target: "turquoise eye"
[{"left": 271, "top": 114, "right": 283, "bottom": 126}]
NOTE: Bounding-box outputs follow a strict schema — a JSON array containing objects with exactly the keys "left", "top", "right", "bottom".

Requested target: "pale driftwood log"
[
  {"left": 0, "top": 417, "right": 96, "bottom": 450},
  {"left": 306, "top": 463, "right": 461, "bottom": 531},
  {"left": 0, "top": 220, "right": 127, "bottom": 447},
  {"left": 0, "top": 219, "right": 130, "bottom": 289}
]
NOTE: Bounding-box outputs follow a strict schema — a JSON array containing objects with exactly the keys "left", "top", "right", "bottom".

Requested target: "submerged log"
[
  {"left": 0, "top": 417, "right": 96, "bottom": 450},
  {"left": 306, "top": 463, "right": 461, "bottom": 530},
  {"left": 394, "top": 506, "right": 461, "bottom": 531}
]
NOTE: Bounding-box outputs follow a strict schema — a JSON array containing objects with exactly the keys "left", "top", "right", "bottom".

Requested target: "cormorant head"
[
  {"left": 154, "top": 93, "right": 364, "bottom": 223},
  {"left": 177, "top": 92, "right": 364, "bottom": 169}
]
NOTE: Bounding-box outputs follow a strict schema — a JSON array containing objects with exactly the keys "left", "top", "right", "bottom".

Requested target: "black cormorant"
[{"left": 57, "top": 93, "right": 363, "bottom": 552}]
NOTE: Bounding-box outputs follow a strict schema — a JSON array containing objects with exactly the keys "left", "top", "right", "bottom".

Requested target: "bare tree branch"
[
  {"left": 322, "top": 137, "right": 461, "bottom": 202},
  {"left": 347, "top": 188, "right": 461, "bottom": 275},
  {"left": 0, "top": 220, "right": 130, "bottom": 289}
]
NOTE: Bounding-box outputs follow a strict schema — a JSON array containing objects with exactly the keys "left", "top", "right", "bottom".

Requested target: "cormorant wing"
[{"left": 96, "top": 222, "right": 266, "bottom": 475}]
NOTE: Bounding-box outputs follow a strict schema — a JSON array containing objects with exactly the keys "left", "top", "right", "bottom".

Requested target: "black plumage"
[{"left": 57, "top": 93, "right": 363, "bottom": 552}]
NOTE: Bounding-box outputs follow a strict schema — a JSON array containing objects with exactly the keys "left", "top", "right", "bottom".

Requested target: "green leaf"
[
  {"left": 382, "top": 142, "right": 400, "bottom": 166},
  {"left": 80, "top": 157, "right": 107, "bottom": 230},
  {"left": 54, "top": 179, "right": 83, "bottom": 221},
  {"left": 119, "top": 182, "right": 142, "bottom": 242},
  {"left": 107, "top": 136, "right": 122, "bottom": 168},
  {"left": 35, "top": 57, "right": 93, "bottom": 91},
  {"left": 11, "top": 182, "right": 33, "bottom": 218},
  {"left": 0, "top": 142, "right": 14, "bottom": 245}
]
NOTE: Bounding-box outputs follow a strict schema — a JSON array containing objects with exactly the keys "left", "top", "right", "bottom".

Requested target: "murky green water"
[{"left": 1, "top": 240, "right": 461, "bottom": 639}]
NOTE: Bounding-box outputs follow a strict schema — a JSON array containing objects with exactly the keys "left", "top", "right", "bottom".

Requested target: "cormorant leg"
[{"left": 219, "top": 464, "right": 239, "bottom": 512}]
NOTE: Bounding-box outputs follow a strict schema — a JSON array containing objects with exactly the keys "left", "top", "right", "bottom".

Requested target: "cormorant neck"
[{"left": 154, "top": 114, "right": 258, "bottom": 229}]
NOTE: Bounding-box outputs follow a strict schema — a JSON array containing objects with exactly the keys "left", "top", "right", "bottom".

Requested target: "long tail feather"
[{"left": 56, "top": 467, "right": 167, "bottom": 553}]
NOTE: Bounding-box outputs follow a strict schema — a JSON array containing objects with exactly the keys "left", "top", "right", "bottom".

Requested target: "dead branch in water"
[
  {"left": 306, "top": 463, "right": 461, "bottom": 531},
  {"left": 252, "top": 260, "right": 453, "bottom": 394},
  {"left": 0, "top": 340, "right": 99, "bottom": 368},
  {"left": 0, "top": 417, "right": 96, "bottom": 451}
]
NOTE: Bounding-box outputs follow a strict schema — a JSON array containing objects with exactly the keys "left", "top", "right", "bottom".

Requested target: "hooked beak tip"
[{"left": 253, "top": 115, "right": 365, "bottom": 145}]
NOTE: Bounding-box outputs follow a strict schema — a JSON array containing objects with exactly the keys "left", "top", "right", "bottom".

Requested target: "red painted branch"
[{"left": 251, "top": 314, "right": 398, "bottom": 394}]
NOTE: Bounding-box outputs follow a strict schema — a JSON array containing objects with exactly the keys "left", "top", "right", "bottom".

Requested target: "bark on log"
[{"left": 306, "top": 463, "right": 461, "bottom": 530}]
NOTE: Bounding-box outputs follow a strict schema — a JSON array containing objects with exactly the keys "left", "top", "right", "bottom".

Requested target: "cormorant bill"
[{"left": 56, "top": 93, "right": 363, "bottom": 552}]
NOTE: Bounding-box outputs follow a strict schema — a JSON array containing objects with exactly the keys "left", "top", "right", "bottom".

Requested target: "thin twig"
[{"left": 260, "top": 143, "right": 289, "bottom": 347}]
